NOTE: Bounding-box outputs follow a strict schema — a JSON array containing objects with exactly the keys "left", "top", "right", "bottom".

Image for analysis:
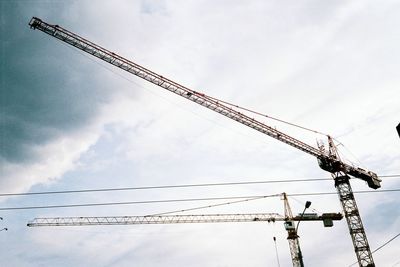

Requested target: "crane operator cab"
[{"left": 284, "top": 220, "right": 295, "bottom": 230}]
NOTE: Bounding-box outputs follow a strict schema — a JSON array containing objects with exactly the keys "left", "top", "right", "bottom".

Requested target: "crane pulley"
[{"left": 28, "top": 17, "right": 379, "bottom": 266}]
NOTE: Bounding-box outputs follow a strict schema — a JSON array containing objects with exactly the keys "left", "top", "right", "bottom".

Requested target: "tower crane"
[
  {"left": 28, "top": 17, "right": 381, "bottom": 267},
  {"left": 28, "top": 193, "right": 343, "bottom": 267}
]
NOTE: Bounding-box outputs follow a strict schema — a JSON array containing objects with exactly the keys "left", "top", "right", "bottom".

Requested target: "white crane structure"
[
  {"left": 28, "top": 193, "right": 343, "bottom": 267},
  {"left": 27, "top": 212, "right": 341, "bottom": 227},
  {"left": 28, "top": 17, "right": 380, "bottom": 267}
]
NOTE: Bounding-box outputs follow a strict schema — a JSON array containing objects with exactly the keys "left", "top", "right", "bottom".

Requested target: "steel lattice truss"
[
  {"left": 287, "top": 234, "right": 303, "bottom": 267},
  {"left": 28, "top": 213, "right": 284, "bottom": 227},
  {"left": 27, "top": 213, "right": 343, "bottom": 227},
  {"left": 335, "top": 175, "right": 374, "bottom": 267}
]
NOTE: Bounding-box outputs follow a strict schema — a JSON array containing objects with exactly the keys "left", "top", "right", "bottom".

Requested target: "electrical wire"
[
  {"left": 0, "top": 177, "right": 332, "bottom": 197},
  {"left": 0, "top": 189, "right": 398, "bottom": 211},
  {"left": 348, "top": 232, "right": 400, "bottom": 267},
  {"left": 1, "top": 175, "right": 399, "bottom": 197},
  {"left": 372, "top": 232, "right": 400, "bottom": 254},
  {"left": 0, "top": 195, "right": 278, "bottom": 211},
  {"left": 148, "top": 195, "right": 278, "bottom": 216},
  {"left": 288, "top": 189, "right": 399, "bottom": 197},
  {"left": 392, "top": 259, "right": 400, "bottom": 267}
]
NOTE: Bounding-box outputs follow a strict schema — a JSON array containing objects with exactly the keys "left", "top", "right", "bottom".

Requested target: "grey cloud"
[{"left": 1, "top": 2, "right": 114, "bottom": 164}]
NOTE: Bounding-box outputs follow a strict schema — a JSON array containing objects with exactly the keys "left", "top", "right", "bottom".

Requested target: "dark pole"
[{"left": 296, "top": 201, "right": 311, "bottom": 267}]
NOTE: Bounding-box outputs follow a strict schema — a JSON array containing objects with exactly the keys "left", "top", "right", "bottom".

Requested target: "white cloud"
[{"left": 0, "top": 128, "right": 98, "bottom": 193}]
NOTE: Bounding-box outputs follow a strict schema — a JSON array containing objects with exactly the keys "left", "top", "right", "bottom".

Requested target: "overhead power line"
[
  {"left": 289, "top": 189, "right": 399, "bottom": 197},
  {"left": 348, "top": 232, "right": 400, "bottom": 267},
  {"left": 148, "top": 195, "right": 275, "bottom": 216},
  {"left": 1, "top": 175, "right": 399, "bottom": 197},
  {"left": 0, "top": 189, "right": 398, "bottom": 211},
  {"left": 371, "top": 232, "right": 400, "bottom": 254},
  {"left": 0, "top": 195, "right": 278, "bottom": 211},
  {"left": 0, "top": 178, "right": 332, "bottom": 197}
]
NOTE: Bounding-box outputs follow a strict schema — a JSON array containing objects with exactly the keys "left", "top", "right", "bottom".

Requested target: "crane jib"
[
  {"left": 28, "top": 17, "right": 380, "bottom": 189},
  {"left": 26, "top": 213, "right": 343, "bottom": 227}
]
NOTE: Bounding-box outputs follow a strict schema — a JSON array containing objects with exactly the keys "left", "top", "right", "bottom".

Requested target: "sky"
[{"left": 0, "top": 0, "right": 399, "bottom": 266}]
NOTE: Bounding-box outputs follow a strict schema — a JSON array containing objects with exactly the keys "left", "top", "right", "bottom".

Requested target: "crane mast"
[
  {"left": 29, "top": 17, "right": 380, "bottom": 266},
  {"left": 282, "top": 193, "right": 304, "bottom": 267}
]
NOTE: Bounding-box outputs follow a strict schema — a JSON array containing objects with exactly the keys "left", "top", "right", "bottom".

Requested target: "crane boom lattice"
[
  {"left": 28, "top": 213, "right": 284, "bottom": 227},
  {"left": 27, "top": 213, "right": 343, "bottom": 227}
]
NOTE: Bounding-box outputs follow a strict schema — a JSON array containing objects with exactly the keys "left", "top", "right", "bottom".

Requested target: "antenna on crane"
[{"left": 28, "top": 17, "right": 380, "bottom": 266}]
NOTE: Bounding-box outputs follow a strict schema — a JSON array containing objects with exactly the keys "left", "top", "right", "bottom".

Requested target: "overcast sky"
[{"left": 1, "top": 1, "right": 399, "bottom": 266}]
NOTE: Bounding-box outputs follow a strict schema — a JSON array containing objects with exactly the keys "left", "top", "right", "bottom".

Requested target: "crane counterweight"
[{"left": 317, "top": 156, "right": 381, "bottom": 189}]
